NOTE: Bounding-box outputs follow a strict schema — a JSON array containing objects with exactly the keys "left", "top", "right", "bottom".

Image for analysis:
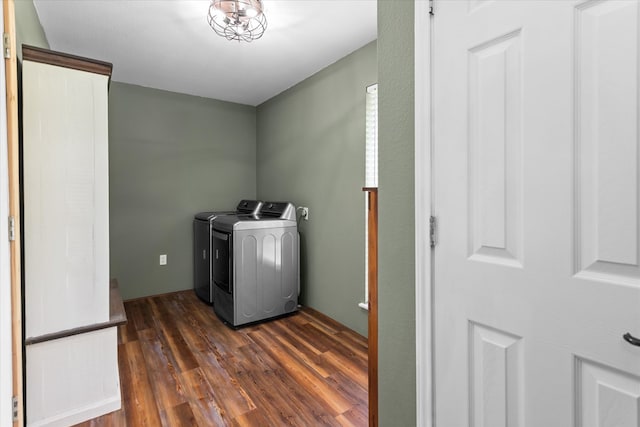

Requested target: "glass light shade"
[{"left": 208, "top": 0, "right": 267, "bottom": 42}]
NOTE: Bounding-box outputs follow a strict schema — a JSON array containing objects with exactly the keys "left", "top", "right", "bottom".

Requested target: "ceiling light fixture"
[{"left": 207, "top": 0, "right": 268, "bottom": 42}]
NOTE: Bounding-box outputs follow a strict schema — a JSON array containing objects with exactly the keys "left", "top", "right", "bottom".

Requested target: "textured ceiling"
[{"left": 33, "top": 0, "right": 377, "bottom": 106}]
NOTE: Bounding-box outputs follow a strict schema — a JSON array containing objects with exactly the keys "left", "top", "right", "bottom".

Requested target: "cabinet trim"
[
  {"left": 24, "top": 279, "right": 126, "bottom": 346},
  {"left": 22, "top": 45, "right": 112, "bottom": 81}
]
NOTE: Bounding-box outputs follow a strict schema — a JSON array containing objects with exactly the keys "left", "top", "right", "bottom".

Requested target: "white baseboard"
[
  {"left": 26, "top": 328, "right": 121, "bottom": 427},
  {"left": 27, "top": 393, "right": 121, "bottom": 427}
]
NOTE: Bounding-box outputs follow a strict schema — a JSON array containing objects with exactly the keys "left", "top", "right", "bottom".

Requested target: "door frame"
[
  {"left": 414, "top": 1, "right": 432, "bottom": 426},
  {"left": 3, "top": 0, "right": 22, "bottom": 425},
  {"left": 0, "top": 0, "right": 10, "bottom": 424}
]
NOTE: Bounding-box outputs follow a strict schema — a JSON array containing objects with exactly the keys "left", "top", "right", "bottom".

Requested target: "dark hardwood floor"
[{"left": 74, "top": 290, "right": 368, "bottom": 426}]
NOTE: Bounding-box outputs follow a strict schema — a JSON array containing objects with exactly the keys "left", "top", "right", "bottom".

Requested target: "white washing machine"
[{"left": 212, "top": 202, "right": 299, "bottom": 327}]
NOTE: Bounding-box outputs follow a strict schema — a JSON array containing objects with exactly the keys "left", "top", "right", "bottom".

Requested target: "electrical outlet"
[
  {"left": 300, "top": 207, "right": 309, "bottom": 221},
  {"left": 159, "top": 254, "right": 167, "bottom": 265}
]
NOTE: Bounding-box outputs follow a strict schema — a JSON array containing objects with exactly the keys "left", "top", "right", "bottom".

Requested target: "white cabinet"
[
  {"left": 23, "top": 54, "right": 110, "bottom": 338},
  {"left": 22, "top": 45, "right": 121, "bottom": 426}
]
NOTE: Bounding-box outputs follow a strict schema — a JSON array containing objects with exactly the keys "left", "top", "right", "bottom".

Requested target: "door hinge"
[
  {"left": 3, "top": 33, "right": 10, "bottom": 59},
  {"left": 429, "top": 0, "right": 434, "bottom": 15},
  {"left": 12, "top": 396, "right": 18, "bottom": 421},
  {"left": 430, "top": 216, "right": 437, "bottom": 248},
  {"left": 8, "top": 216, "right": 15, "bottom": 242}
]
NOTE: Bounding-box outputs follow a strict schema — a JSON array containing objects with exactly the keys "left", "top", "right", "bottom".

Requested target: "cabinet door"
[{"left": 23, "top": 60, "right": 109, "bottom": 337}]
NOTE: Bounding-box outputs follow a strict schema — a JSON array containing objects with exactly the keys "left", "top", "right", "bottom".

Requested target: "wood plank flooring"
[{"left": 74, "top": 290, "right": 368, "bottom": 426}]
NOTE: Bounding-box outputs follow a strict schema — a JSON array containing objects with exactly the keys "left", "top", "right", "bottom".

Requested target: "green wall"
[
  {"left": 377, "top": 1, "right": 416, "bottom": 425},
  {"left": 256, "top": 41, "right": 377, "bottom": 337},
  {"left": 17, "top": 0, "right": 418, "bottom": 420},
  {"left": 14, "top": 0, "right": 49, "bottom": 57},
  {"left": 18, "top": 0, "right": 407, "bottom": 411},
  {"left": 16, "top": 0, "right": 378, "bottom": 335},
  {"left": 109, "top": 83, "right": 257, "bottom": 300}
]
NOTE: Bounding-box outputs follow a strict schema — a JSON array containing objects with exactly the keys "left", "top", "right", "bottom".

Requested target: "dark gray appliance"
[
  {"left": 212, "top": 202, "right": 299, "bottom": 327},
  {"left": 193, "top": 200, "right": 262, "bottom": 303}
]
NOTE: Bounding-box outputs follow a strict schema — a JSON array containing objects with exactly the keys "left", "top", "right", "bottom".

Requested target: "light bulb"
[{"left": 245, "top": 7, "right": 258, "bottom": 18}]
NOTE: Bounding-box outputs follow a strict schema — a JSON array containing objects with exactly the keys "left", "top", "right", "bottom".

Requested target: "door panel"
[
  {"left": 469, "top": 322, "right": 524, "bottom": 427},
  {"left": 433, "top": 1, "right": 640, "bottom": 426},
  {"left": 576, "top": 357, "right": 640, "bottom": 427},
  {"left": 575, "top": 0, "right": 640, "bottom": 285},
  {"left": 468, "top": 28, "right": 523, "bottom": 267}
]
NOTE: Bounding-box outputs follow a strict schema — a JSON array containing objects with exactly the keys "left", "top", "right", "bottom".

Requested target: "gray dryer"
[{"left": 212, "top": 202, "right": 299, "bottom": 327}]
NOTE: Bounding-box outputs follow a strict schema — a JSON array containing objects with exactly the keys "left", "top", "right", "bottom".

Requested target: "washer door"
[
  {"left": 193, "top": 219, "right": 212, "bottom": 302},
  {"left": 212, "top": 230, "right": 232, "bottom": 294}
]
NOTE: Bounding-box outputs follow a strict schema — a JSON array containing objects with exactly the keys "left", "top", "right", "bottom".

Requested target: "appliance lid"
[
  {"left": 236, "top": 199, "right": 263, "bottom": 215},
  {"left": 211, "top": 213, "right": 256, "bottom": 232},
  {"left": 194, "top": 211, "right": 235, "bottom": 221},
  {"left": 259, "top": 202, "right": 296, "bottom": 221},
  {"left": 212, "top": 214, "right": 297, "bottom": 232}
]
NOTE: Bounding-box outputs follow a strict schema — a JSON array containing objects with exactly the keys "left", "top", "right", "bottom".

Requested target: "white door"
[{"left": 433, "top": 1, "right": 640, "bottom": 426}]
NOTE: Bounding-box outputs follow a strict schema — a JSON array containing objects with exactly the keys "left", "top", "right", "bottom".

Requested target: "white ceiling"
[{"left": 33, "top": 0, "right": 377, "bottom": 106}]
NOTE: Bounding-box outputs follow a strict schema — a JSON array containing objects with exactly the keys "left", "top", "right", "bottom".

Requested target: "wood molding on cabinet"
[
  {"left": 22, "top": 44, "right": 112, "bottom": 82},
  {"left": 24, "top": 279, "right": 127, "bottom": 346}
]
